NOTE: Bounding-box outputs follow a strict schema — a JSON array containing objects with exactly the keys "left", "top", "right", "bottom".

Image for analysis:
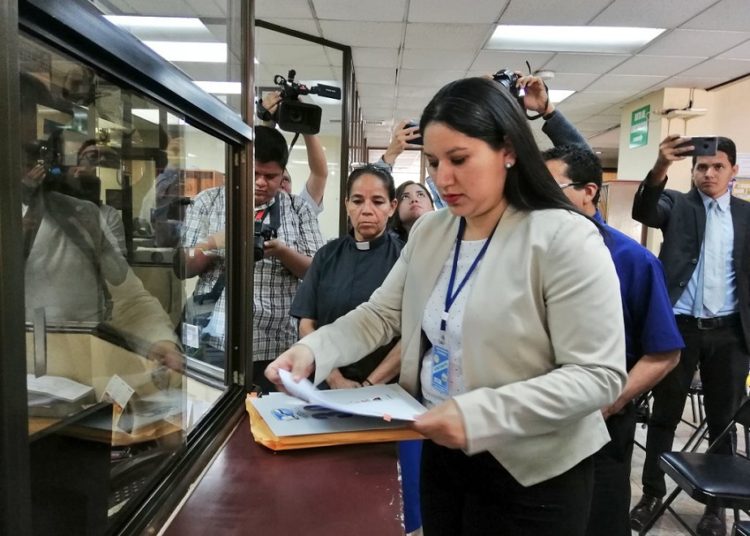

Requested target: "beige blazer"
[{"left": 302, "top": 206, "right": 627, "bottom": 486}]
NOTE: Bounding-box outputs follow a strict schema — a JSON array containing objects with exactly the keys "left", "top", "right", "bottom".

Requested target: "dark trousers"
[
  {"left": 642, "top": 318, "right": 749, "bottom": 498},
  {"left": 420, "top": 441, "right": 594, "bottom": 536},
  {"left": 586, "top": 403, "right": 637, "bottom": 536}
]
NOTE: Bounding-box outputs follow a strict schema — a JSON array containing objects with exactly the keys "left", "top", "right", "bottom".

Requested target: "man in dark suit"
[{"left": 630, "top": 134, "right": 750, "bottom": 536}]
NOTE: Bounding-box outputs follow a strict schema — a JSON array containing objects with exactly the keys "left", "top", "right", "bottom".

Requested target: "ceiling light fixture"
[
  {"left": 104, "top": 15, "right": 206, "bottom": 30},
  {"left": 488, "top": 25, "right": 665, "bottom": 54},
  {"left": 132, "top": 109, "right": 185, "bottom": 125},
  {"left": 143, "top": 41, "right": 227, "bottom": 63},
  {"left": 194, "top": 81, "right": 242, "bottom": 94},
  {"left": 549, "top": 89, "right": 574, "bottom": 104}
]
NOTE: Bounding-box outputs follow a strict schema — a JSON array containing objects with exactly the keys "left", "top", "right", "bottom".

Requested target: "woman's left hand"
[{"left": 412, "top": 399, "right": 467, "bottom": 449}]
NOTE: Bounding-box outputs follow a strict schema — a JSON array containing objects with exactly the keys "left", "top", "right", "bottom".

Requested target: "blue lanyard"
[{"left": 441, "top": 218, "right": 496, "bottom": 333}]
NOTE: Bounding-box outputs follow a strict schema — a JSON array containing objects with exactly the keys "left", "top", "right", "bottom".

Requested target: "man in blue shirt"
[
  {"left": 631, "top": 135, "right": 750, "bottom": 536},
  {"left": 542, "top": 144, "right": 684, "bottom": 536}
]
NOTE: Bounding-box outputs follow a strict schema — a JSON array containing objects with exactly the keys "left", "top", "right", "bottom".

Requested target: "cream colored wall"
[
  {"left": 616, "top": 78, "right": 750, "bottom": 253},
  {"left": 616, "top": 89, "right": 666, "bottom": 183},
  {"left": 283, "top": 133, "right": 342, "bottom": 240}
]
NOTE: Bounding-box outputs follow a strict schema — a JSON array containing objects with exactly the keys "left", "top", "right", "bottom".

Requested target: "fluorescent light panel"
[
  {"left": 132, "top": 109, "right": 185, "bottom": 125},
  {"left": 104, "top": 15, "right": 205, "bottom": 30},
  {"left": 194, "top": 81, "right": 242, "bottom": 94},
  {"left": 549, "top": 89, "right": 574, "bottom": 104},
  {"left": 488, "top": 25, "right": 665, "bottom": 54},
  {"left": 143, "top": 41, "right": 227, "bottom": 63}
]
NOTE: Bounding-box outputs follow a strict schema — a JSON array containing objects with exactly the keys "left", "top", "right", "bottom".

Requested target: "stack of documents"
[{"left": 247, "top": 371, "right": 426, "bottom": 450}]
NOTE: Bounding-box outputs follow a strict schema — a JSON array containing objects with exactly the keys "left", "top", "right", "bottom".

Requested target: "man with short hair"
[
  {"left": 178, "top": 126, "right": 324, "bottom": 384},
  {"left": 630, "top": 134, "right": 750, "bottom": 536},
  {"left": 542, "top": 144, "right": 683, "bottom": 536}
]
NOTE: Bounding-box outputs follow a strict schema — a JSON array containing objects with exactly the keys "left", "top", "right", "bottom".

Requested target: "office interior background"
[{"left": 2, "top": 0, "right": 750, "bottom": 534}]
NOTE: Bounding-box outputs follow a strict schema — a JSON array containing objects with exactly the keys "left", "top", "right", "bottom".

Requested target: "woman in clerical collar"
[{"left": 290, "top": 164, "right": 403, "bottom": 389}]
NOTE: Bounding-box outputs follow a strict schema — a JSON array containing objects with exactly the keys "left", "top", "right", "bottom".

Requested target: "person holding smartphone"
[{"left": 630, "top": 134, "right": 749, "bottom": 536}]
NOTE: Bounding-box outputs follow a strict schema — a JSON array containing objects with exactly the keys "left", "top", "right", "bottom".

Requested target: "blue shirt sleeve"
[{"left": 627, "top": 249, "right": 684, "bottom": 358}]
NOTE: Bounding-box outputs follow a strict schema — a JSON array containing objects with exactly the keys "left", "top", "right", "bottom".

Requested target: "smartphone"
[
  {"left": 676, "top": 136, "right": 718, "bottom": 157},
  {"left": 405, "top": 121, "right": 423, "bottom": 147}
]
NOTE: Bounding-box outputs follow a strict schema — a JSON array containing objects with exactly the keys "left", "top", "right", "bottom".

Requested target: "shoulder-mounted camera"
[{"left": 258, "top": 69, "right": 342, "bottom": 135}]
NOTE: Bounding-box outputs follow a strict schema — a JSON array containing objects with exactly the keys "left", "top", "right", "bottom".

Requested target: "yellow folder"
[{"left": 245, "top": 394, "right": 423, "bottom": 451}]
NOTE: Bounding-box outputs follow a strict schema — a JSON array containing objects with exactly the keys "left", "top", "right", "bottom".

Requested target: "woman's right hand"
[{"left": 265, "top": 344, "right": 315, "bottom": 392}]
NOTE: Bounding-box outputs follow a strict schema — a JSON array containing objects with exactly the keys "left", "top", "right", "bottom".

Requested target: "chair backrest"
[{"left": 734, "top": 397, "right": 750, "bottom": 429}]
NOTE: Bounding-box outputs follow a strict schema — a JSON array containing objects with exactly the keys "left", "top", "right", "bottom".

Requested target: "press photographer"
[{"left": 175, "top": 126, "right": 324, "bottom": 380}]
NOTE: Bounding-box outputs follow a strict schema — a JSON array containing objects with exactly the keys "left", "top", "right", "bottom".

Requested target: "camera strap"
[
  {"left": 255, "top": 193, "right": 281, "bottom": 231},
  {"left": 524, "top": 81, "right": 549, "bottom": 121}
]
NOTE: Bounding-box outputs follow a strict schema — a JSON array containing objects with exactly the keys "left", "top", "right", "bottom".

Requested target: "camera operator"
[
  {"left": 260, "top": 91, "right": 328, "bottom": 216},
  {"left": 176, "top": 126, "right": 324, "bottom": 381}
]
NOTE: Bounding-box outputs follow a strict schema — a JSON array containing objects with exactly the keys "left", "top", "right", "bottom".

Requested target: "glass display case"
[{"left": 2, "top": 1, "right": 254, "bottom": 534}]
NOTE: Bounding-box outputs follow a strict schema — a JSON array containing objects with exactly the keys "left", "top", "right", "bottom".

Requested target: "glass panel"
[
  {"left": 19, "top": 32, "right": 228, "bottom": 535},
  {"left": 94, "top": 0, "right": 245, "bottom": 115},
  {"left": 255, "top": 26, "right": 344, "bottom": 239},
  {"left": 248, "top": 26, "right": 343, "bottom": 385}
]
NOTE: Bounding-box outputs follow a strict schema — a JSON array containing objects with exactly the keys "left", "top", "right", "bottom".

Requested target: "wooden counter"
[{"left": 165, "top": 416, "right": 405, "bottom": 536}]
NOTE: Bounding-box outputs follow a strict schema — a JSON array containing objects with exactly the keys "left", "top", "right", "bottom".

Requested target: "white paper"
[
  {"left": 27, "top": 374, "right": 94, "bottom": 402},
  {"left": 102, "top": 374, "right": 135, "bottom": 408},
  {"left": 251, "top": 392, "right": 413, "bottom": 437},
  {"left": 278, "top": 369, "right": 426, "bottom": 422}
]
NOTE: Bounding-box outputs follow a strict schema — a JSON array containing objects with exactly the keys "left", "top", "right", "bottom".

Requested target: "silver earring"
[{"left": 505, "top": 161, "right": 514, "bottom": 169}]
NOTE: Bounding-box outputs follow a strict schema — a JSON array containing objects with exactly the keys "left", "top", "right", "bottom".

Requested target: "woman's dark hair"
[
  {"left": 389, "top": 180, "right": 434, "bottom": 241},
  {"left": 345, "top": 164, "right": 397, "bottom": 200},
  {"left": 419, "top": 77, "right": 577, "bottom": 214}
]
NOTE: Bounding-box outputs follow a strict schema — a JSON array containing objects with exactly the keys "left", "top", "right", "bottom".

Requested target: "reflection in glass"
[{"left": 19, "top": 33, "right": 227, "bottom": 534}]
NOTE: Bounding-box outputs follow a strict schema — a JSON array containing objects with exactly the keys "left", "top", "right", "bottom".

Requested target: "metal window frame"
[{"left": 0, "top": 0, "right": 32, "bottom": 533}]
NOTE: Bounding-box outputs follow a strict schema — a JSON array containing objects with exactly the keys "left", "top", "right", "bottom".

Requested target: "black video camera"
[
  {"left": 492, "top": 69, "right": 526, "bottom": 107},
  {"left": 259, "top": 69, "right": 342, "bottom": 135},
  {"left": 253, "top": 220, "right": 278, "bottom": 262}
]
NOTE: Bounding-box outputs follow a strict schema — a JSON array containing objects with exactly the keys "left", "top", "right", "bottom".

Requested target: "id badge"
[{"left": 431, "top": 344, "right": 450, "bottom": 395}]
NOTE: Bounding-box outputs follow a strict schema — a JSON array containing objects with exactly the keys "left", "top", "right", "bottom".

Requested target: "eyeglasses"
[{"left": 557, "top": 182, "right": 578, "bottom": 190}]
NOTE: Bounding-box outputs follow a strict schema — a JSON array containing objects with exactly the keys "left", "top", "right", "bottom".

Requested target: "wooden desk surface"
[{"left": 165, "top": 415, "right": 404, "bottom": 536}]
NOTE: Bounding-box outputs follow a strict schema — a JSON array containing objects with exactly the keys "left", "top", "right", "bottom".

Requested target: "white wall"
[{"left": 283, "top": 133, "right": 342, "bottom": 240}]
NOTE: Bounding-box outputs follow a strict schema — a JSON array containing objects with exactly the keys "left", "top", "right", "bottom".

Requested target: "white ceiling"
[
  {"left": 257, "top": 0, "right": 750, "bottom": 166},
  {"left": 98, "top": 0, "right": 750, "bottom": 167}
]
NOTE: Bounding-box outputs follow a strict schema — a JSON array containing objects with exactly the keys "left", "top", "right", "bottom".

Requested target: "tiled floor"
[{"left": 629, "top": 398, "right": 748, "bottom": 535}]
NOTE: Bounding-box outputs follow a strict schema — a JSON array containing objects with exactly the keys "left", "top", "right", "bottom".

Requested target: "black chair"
[{"left": 638, "top": 397, "right": 750, "bottom": 535}]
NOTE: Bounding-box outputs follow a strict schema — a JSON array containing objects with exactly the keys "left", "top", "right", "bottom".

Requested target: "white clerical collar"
[{"left": 355, "top": 240, "right": 370, "bottom": 250}]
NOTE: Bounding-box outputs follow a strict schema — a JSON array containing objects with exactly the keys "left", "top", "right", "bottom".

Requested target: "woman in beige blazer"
[{"left": 267, "top": 77, "right": 627, "bottom": 536}]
